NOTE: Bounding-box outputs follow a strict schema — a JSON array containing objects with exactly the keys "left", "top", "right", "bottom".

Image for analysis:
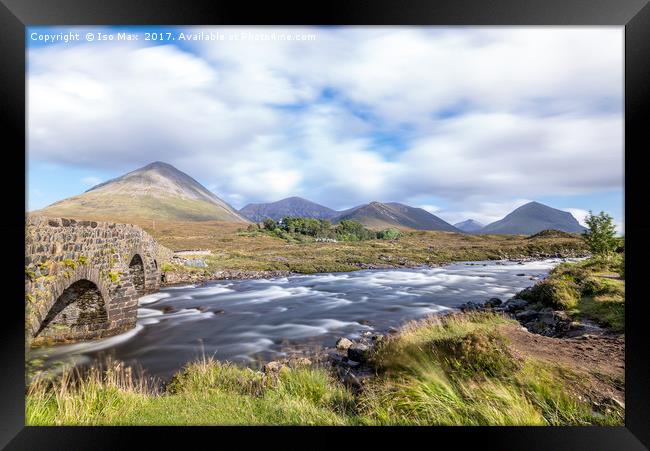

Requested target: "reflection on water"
[{"left": 30, "top": 259, "right": 571, "bottom": 379}]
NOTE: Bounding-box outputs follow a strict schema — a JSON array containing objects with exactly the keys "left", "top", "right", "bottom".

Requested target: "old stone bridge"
[{"left": 25, "top": 216, "right": 173, "bottom": 346}]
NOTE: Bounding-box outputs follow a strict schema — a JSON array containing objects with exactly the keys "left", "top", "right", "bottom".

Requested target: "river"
[{"left": 29, "top": 258, "right": 571, "bottom": 380}]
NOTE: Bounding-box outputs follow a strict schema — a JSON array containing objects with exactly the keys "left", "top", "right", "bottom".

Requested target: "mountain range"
[
  {"left": 334, "top": 202, "right": 460, "bottom": 232},
  {"left": 32, "top": 161, "right": 587, "bottom": 235},
  {"left": 454, "top": 219, "right": 485, "bottom": 233},
  {"left": 33, "top": 161, "right": 248, "bottom": 223}
]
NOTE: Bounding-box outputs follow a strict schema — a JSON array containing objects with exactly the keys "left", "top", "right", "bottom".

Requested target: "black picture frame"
[{"left": 2, "top": 0, "right": 649, "bottom": 448}]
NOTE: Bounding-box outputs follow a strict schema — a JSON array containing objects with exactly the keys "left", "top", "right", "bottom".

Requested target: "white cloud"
[
  {"left": 28, "top": 27, "right": 623, "bottom": 219},
  {"left": 562, "top": 208, "right": 589, "bottom": 226}
]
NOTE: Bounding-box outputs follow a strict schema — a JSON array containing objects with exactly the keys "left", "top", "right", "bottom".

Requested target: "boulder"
[
  {"left": 262, "top": 361, "right": 288, "bottom": 374},
  {"left": 515, "top": 310, "right": 539, "bottom": 322},
  {"left": 327, "top": 352, "right": 345, "bottom": 365},
  {"left": 537, "top": 310, "right": 556, "bottom": 325},
  {"left": 458, "top": 301, "right": 483, "bottom": 312},
  {"left": 484, "top": 297, "right": 503, "bottom": 308},
  {"left": 344, "top": 359, "right": 360, "bottom": 368},
  {"left": 336, "top": 337, "right": 354, "bottom": 350},
  {"left": 348, "top": 343, "right": 370, "bottom": 363},
  {"left": 503, "top": 299, "right": 529, "bottom": 312}
]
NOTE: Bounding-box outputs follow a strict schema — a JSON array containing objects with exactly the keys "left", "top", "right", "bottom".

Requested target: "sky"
[{"left": 26, "top": 26, "right": 624, "bottom": 231}]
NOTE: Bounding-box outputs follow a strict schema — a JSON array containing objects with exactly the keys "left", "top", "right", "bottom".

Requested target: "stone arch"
[
  {"left": 31, "top": 267, "right": 112, "bottom": 340},
  {"left": 35, "top": 278, "right": 109, "bottom": 343},
  {"left": 128, "top": 253, "right": 146, "bottom": 296}
]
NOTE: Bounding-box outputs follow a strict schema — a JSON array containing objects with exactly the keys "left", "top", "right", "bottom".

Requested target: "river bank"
[
  {"left": 306, "top": 254, "right": 625, "bottom": 416},
  {"left": 27, "top": 309, "right": 624, "bottom": 426},
  {"left": 124, "top": 219, "right": 589, "bottom": 284},
  {"left": 160, "top": 248, "right": 590, "bottom": 287}
]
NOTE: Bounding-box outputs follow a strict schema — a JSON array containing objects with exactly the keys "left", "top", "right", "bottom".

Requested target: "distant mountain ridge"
[
  {"left": 479, "top": 202, "right": 586, "bottom": 235},
  {"left": 34, "top": 161, "right": 248, "bottom": 223},
  {"left": 240, "top": 198, "right": 461, "bottom": 232},
  {"left": 239, "top": 197, "right": 337, "bottom": 222},
  {"left": 32, "top": 162, "right": 590, "bottom": 235},
  {"left": 454, "top": 219, "right": 484, "bottom": 233},
  {"left": 333, "top": 201, "right": 461, "bottom": 232}
]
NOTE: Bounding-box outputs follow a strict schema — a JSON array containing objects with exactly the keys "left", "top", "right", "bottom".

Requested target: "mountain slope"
[
  {"left": 240, "top": 197, "right": 337, "bottom": 222},
  {"left": 480, "top": 202, "right": 586, "bottom": 235},
  {"left": 334, "top": 202, "right": 461, "bottom": 232},
  {"left": 454, "top": 219, "right": 485, "bottom": 233},
  {"left": 34, "top": 161, "right": 249, "bottom": 223}
]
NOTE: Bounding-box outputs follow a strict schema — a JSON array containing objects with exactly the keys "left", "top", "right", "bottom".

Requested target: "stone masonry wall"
[{"left": 25, "top": 216, "right": 173, "bottom": 345}]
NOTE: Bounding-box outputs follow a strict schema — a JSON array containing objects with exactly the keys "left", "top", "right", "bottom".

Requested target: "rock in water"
[
  {"left": 336, "top": 337, "right": 354, "bottom": 350},
  {"left": 347, "top": 343, "right": 370, "bottom": 363},
  {"left": 459, "top": 301, "right": 483, "bottom": 312}
]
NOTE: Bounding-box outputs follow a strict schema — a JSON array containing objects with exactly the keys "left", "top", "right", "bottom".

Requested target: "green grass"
[
  {"left": 357, "top": 313, "right": 620, "bottom": 426},
  {"left": 515, "top": 254, "right": 625, "bottom": 332},
  {"left": 572, "top": 277, "right": 625, "bottom": 332},
  {"left": 26, "top": 313, "right": 621, "bottom": 426},
  {"left": 132, "top": 220, "right": 588, "bottom": 278},
  {"left": 27, "top": 357, "right": 356, "bottom": 426}
]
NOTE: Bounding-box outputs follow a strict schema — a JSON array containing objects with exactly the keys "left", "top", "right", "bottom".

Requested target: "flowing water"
[{"left": 30, "top": 259, "right": 571, "bottom": 380}]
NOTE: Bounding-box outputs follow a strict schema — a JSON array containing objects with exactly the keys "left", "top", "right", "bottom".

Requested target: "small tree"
[
  {"left": 262, "top": 218, "right": 277, "bottom": 231},
  {"left": 582, "top": 211, "right": 618, "bottom": 256}
]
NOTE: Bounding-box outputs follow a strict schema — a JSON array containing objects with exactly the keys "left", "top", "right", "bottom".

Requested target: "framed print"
[{"left": 1, "top": 0, "right": 649, "bottom": 448}]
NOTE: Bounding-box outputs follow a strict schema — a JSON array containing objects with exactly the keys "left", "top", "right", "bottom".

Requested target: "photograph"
[{"left": 20, "top": 24, "right": 630, "bottom": 428}]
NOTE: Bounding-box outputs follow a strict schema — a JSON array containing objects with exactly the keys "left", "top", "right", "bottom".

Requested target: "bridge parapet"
[{"left": 25, "top": 216, "right": 173, "bottom": 346}]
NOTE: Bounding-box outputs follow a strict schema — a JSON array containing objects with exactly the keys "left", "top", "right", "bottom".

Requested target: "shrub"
[
  {"left": 335, "top": 220, "right": 375, "bottom": 241},
  {"left": 261, "top": 216, "right": 378, "bottom": 242},
  {"left": 577, "top": 253, "right": 622, "bottom": 273},
  {"left": 262, "top": 218, "right": 278, "bottom": 231},
  {"left": 550, "top": 263, "right": 590, "bottom": 283},
  {"left": 516, "top": 278, "right": 579, "bottom": 310},
  {"left": 377, "top": 228, "right": 401, "bottom": 240},
  {"left": 579, "top": 276, "right": 604, "bottom": 296}
]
